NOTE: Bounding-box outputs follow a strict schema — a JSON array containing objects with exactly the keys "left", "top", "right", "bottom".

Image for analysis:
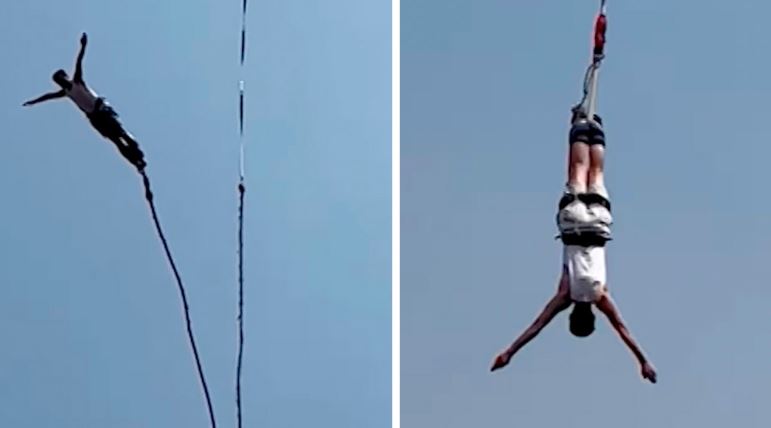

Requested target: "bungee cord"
[
  {"left": 235, "top": 0, "right": 248, "bottom": 427},
  {"left": 140, "top": 169, "right": 218, "bottom": 428},
  {"left": 573, "top": 0, "right": 608, "bottom": 120}
]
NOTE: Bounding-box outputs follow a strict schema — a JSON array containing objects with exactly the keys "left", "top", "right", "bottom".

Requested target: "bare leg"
[
  {"left": 587, "top": 144, "right": 606, "bottom": 196},
  {"left": 567, "top": 142, "right": 590, "bottom": 194}
]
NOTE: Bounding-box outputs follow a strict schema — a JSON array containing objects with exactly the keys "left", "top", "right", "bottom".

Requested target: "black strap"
[
  {"left": 581, "top": 192, "right": 611, "bottom": 211},
  {"left": 558, "top": 193, "right": 575, "bottom": 210},
  {"left": 559, "top": 232, "right": 610, "bottom": 247},
  {"left": 558, "top": 192, "right": 611, "bottom": 212}
]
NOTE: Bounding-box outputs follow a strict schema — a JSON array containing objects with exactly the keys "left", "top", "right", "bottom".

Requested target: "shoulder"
[{"left": 593, "top": 291, "right": 614, "bottom": 309}]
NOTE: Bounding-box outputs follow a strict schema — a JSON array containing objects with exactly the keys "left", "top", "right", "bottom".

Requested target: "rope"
[
  {"left": 236, "top": 182, "right": 245, "bottom": 428},
  {"left": 140, "top": 170, "right": 218, "bottom": 428},
  {"left": 574, "top": 60, "right": 601, "bottom": 117},
  {"left": 236, "top": 0, "right": 248, "bottom": 427},
  {"left": 573, "top": 0, "right": 608, "bottom": 120}
]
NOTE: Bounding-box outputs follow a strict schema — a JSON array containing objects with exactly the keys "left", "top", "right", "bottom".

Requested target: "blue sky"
[
  {"left": 0, "top": 1, "right": 390, "bottom": 427},
  {"left": 402, "top": 1, "right": 771, "bottom": 427}
]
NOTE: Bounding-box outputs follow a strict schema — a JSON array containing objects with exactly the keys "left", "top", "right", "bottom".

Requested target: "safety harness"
[{"left": 556, "top": 192, "right": 612, "bottom": 246}]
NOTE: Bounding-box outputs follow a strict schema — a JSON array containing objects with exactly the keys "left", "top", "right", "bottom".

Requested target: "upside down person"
[
  {"left": 490, "top": 111, "right": 657, "bottom": 384},
  {"left": 23, "top": 33, "right": 147, "bottom": 171}
]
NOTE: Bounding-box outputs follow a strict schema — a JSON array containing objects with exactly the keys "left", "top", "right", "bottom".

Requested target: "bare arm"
[
  {"left": 74, "top": 33, "right": 88, "bottom": 83},
  {"left": 595, "top": 294, "right": 657, "bottom": 383},
  {"left": 23, "top": 90, "right": 67, "bottom": 106},
  {"left": 491, "top": 282, "right": 572, "bottom": 371},
  {"left": 507, "top": 292, "right": 571, "bottom": 354}
]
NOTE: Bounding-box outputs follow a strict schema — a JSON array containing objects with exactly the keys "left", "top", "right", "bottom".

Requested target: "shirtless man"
[
  {"left": 23, "top": 33, "right": 146, "bottom": 171},
  {"left": 490, "top": 113, "right": 657, "bottom": 384}
]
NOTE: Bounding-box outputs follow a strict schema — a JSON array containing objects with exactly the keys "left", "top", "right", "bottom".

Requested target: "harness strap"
[
  {"left": 558, "top": 192, "right": 612, "bottom": 212},
  {"left": 558, "top": 232, "right": 610, "bottom": 247}
]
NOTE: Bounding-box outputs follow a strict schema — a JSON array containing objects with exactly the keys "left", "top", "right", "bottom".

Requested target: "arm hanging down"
[
  {"left": 23, "top": 90, "right": 66, "bottom": 106},
  {"left": 595, "top": 294, "right": 658, "bottom": 383},
  {"left": 490, "top": 273, "right": 572, "bottom": 372},
  {"left": 73, "top": 33, "right": 88, "bottom": 84}
]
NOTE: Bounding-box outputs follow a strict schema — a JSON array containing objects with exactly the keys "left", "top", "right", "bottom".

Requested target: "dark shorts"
[
  {"left": 87, "top": 98, "right": 124, "bottom": 139},
  {"left": 569, "top": 117, "right": 605, "bottom": 146}
]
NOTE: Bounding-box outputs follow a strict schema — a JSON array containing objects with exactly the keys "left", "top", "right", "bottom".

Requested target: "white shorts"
[
  {"left": 557, "top": 200, "right": 612, "bottom": 236},
  {"left": 563, "top": 245, "right": 607, "bottom": 302}
]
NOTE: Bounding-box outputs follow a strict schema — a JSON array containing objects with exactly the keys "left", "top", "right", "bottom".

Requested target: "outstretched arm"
[
  {"left": 23, "top": 90, "right": 66, "bottom": 106},
  {"left": 491, "top": 280, "right": 572, "bottom": 372},
  {"left": 73, "top": 33, "right": 88, "bottom": 83},
  {"left": 595, "top": 294, "right": 657, "bottom": 383}
]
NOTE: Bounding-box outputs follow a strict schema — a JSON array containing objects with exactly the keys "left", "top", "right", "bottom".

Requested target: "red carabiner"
[{"left": 593, "top": 13, "right": 607, "bottom": 56}]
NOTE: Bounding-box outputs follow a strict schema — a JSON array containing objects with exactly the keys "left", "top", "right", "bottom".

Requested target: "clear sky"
[
  {"left": 1, "top": 1, "right": 390, "bottom": 427},
  {"left": 403, "top": 1, "right": 771, "bottom": 427}
]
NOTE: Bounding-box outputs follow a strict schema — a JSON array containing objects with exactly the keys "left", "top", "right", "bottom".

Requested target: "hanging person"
[
  {"left": 489, "top": 110, "right": 657, "bottom": 384},
  {"left": 489, "top": 1, "right": 657, "bottom": 383},
  {"left": 22, "top": 33, "right": 147, "bottom": 171}
]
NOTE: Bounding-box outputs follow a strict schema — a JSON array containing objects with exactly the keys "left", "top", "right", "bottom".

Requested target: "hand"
[
  {"left": 641, "top": 362, "right": 657, "bottom": 384},
  {"left": 80, "top": 32, "right": 88, "bottom": 45},
  {"left": 490, "top": 351, "right": 512, "bottom": 372}
]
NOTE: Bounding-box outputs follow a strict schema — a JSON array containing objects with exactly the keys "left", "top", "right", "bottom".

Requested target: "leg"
[
  {"left": 103, "top": 108, "right": 143, "bottom": 161},
  {"left": 120, "top": 135, "right": 146, "bottom": 170},
  {"left": 559, "top": 124, "right": 592, "bottom": 231},
  {"left": 567, "top": 118, "right": 597, "bottom": 194},
  {"left": 120, "top": 129, "right": 140, "bottom": 150},
  {"left": 107, "top": 135, "right": 133, "bottom": 158},
  {"left": 567, "top": 142, "right": 591, "bottom": 194},
  {"left": 588, "top": 144, "right": 607, "bottom": 197},
  {"left": 581, "top": 114, "right": 607, "bottom": 197},
  {"left": 91, "top": 107, "right": 146, "bottom": 171},
  {"left": 119, "top": 131, "right": 147, "bottom": 169},
  {"left": 107, "top": 135, "right": 146, "bottom": 170}
]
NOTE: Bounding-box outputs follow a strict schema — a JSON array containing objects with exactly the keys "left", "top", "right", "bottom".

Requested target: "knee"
[{"left": 569, "top": 153, "right": 591, "bottom": 173}]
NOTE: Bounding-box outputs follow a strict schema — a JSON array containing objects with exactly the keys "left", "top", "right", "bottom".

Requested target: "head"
[
  {"left": 569, "top": 302, "right": 595, "bottom": 337},
  {"left": 52, "top": 69, "right": 71, "bottom": 89}
]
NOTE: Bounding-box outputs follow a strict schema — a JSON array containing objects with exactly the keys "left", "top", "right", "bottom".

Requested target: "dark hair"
[
  {"left": 569, "top": 302, "right": 595, "bottom": 337},
  {"left": 52, "top": 69, "right": 70, "bottom": 88}
]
